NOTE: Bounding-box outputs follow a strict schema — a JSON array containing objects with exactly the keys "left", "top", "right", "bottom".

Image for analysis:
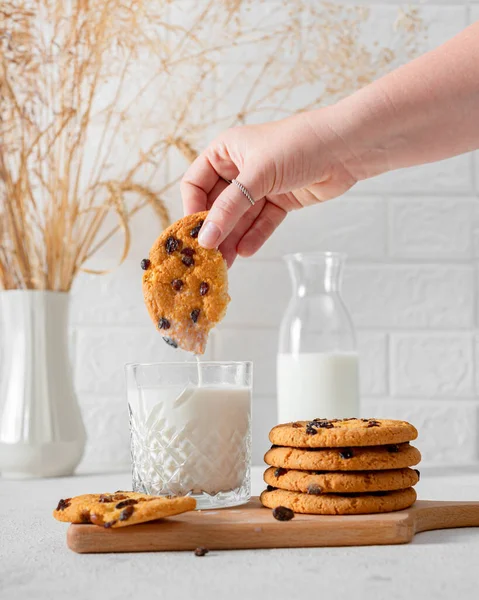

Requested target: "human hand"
[{"left": 181, "top": 110, "right": 357, "bottom": 266}]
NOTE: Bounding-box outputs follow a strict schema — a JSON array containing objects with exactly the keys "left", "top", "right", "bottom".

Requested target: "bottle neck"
[{"left": 286, "top": 253, "right": 345, "bottom": 297}]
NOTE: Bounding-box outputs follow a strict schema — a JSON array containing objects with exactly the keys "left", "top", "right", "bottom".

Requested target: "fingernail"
[{"left": 198, "top": 221, "right": 221, "bottom": 248}]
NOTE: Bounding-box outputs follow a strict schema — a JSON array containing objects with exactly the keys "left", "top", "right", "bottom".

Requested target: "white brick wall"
[{"left": 67, "top": 1, "right": 479, "bottom": 473}]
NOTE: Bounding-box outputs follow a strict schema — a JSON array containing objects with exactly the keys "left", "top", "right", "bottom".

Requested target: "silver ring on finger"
[{"left": 231, "top": 178, "right": 255, "bottom": 206}]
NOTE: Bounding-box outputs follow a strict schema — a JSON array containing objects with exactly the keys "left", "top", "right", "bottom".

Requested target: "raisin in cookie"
[
  {"left": 264, "top": 466, "right": 420, "bottom": 494},
  {"left": 269, "top": 418, "right": 418, "bottom": 448},
  {"left": 260, "top": 487, "right": 417, "bottom": 515},
  {"left": 142, "top": 211, "right": 230, "bottom": 354},
  {"left": 53, "top": 492, "right": 196, "bottom": 528},
  {"left": 264, "top": 443, "right": 421, "bottom": 471}
]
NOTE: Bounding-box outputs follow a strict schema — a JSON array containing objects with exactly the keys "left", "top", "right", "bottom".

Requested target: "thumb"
[{"left": 198, "top": 170, "right": 266, "bottom": 249}]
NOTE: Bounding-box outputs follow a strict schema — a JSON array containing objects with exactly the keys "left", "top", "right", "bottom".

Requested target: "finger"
[
  {"left": 181, "top": 154, "right": 222, "bottom": 216},
  {"left": 198, "top": 171, "right": 265, "bottom": 249},
  {"left": 237, "top": 201, "right": 287, "bottom": 257},
  {"left": 206, "top": 179, "right": 229, "bottom": 209},
  {"left": 218, "top": 199, "right": 265, "bottom": 267}
]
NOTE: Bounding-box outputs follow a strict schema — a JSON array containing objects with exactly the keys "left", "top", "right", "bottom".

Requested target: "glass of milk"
[
  {"left": 277, "top": 252, "right": 359, "bottom": 423},
  {"left": 125, "top": 361, "right": 252, "bottom": 509}
]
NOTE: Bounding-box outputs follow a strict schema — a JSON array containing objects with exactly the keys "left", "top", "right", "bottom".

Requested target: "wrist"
[{"left": 305, "top": 88, "right": 397, "bottom": 183}]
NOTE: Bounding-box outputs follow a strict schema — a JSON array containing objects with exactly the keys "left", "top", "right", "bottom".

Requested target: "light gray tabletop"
[{"left": 1, "top": 466, "right": 479, "bottom": 600}]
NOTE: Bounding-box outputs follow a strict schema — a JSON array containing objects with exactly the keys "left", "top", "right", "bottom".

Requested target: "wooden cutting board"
[{"left": 67, "top": 498, "right": 479, "bottom": 553}]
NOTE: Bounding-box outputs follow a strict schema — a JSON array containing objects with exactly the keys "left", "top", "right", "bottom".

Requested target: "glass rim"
[
  {"left": 283, "top": 251, "right": 347, "bottom": 262},
  {"left": 125, "top": 360, "right": 253, "bottom": 370}
]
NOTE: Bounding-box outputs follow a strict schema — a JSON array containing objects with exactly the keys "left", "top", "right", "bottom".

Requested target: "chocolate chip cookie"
[
  {"left": 264, "top": 466, "right": 420, "bottom": 494},
  {"left": 269, "top": 418, "right": 418, "bottom": 448},
  {"left": 260, "top": 487, "right": 417, "bottom": 515},
  {"left": 264, "top": 443, "right": 421, "bottom": 471},
  {"left": 142, "top": 211, "right": 230, "bottom": 354},
  {"left": 53, "top": 492, "right": 196, "bottom": 528}
]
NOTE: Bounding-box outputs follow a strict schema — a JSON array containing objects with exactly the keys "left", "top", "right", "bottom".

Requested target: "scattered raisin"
[
  {"left": 367, "top": 420, "right": 380, "bottom": 428},
  {"left": 104, "top": 520, "right": 117, "bottom": 528},
  {"left": 306, "top": 423, "right": 318, "bottom": 435},
  {"left": 182, "top": 255, "right": 194, "bottom": 267},
  {"left": 171, "top": 279, "right": 184, "bottom": 291},
  {"left": 274, "top": 467, "right": 287, "bottom": 478},
  {"left": 165, "top": 236, "right": 180, "bottom": 254},
  {"left": 307, "top": 484, "right": 322, "bottom": 495},
  {"left": 119, "top": 506, "right": 135, "bottom": 521},
  {"left": 414, "top": 469, "right": 421, "bottom": 480},
  {"left": 292, "top": 422, "right": 302, "bottom": 428},
  {"left": 140, "top": 258, "right": 150, "bottom": 270},
  {"left": 115, "top": 499, "right": 138, "bottom": 509},
  {"left": 361, "top": 419, "right": 369, "bottom": 422},
  {"left": 199, "top": 282, "right": 209, "bottom": 296},
  {"left": 163, "top": 337, "right": 178, "bottom": 348},
  {"left": 191, "top": 309, "right": 200, "bottom": 323},
  {"left": 386, "top": 444, "right": 399, "bottom": 453},
  {"left": 158, "top": 317, "right": 171, "bottom": 330},
  {"left": 272, "top": 506, "right": 294, "bottom": 521},
  {"left": 339, "top": 448, "right": 354, "bottom": 459},
  {"left": 181, "top": 247, "right": 195, "bottom": 257},
  {"left": 266, "top": 485, "right": 276, "bottom": 492},
  {"left": 194, "top": 547, "right": 209, "bottom": 557},
  {"left": 56, "top": 498, "right": 71, "bottom": 511},
  {"left": 190, "top": 221, "right": 204, "bottom": 238}
]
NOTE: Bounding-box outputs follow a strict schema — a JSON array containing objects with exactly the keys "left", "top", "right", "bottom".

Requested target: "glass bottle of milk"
[{"left": 277, "top": 252, "right": 359, "bottom": 423}]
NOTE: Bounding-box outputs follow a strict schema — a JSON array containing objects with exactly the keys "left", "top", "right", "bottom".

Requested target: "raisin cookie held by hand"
[{"left": 142, "top": 212, "right": 230, "bottom": 354}]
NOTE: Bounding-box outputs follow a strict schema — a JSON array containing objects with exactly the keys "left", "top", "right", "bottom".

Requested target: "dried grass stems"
[{"left": 0, "top": 1, "right": 425, "bottom": 291}]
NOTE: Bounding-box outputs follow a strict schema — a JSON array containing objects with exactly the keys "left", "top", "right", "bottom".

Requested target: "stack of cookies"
[{"left": 260, "top": 418, "right": 421, "bottom": 515}]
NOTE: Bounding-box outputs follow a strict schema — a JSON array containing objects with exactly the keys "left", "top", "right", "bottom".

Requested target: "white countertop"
[{"left": 1, "top": 466, "right": 479, "bottom": 600}]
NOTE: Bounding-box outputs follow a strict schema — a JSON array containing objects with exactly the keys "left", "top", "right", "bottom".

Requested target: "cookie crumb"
[
  {"left": 194, "top": 547, "right": 209, "bottom": 557},
  {"left": 272, "top": 506, "right": 294, "bottom": 521}
]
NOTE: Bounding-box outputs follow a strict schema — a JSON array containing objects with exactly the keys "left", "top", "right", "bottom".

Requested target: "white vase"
[{"left": 0, "top": 291, "right": 86, "bottom": 478}]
